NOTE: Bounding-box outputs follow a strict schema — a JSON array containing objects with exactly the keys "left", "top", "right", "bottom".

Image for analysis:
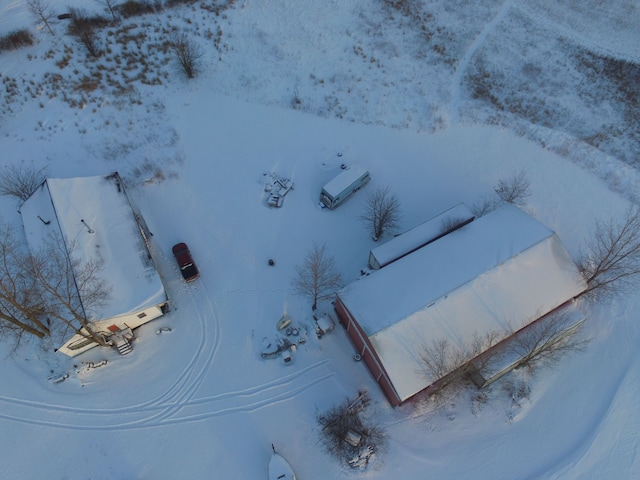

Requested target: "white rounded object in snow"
[{"left": 269, "top": 452, "right": 296, "bottom": 480}]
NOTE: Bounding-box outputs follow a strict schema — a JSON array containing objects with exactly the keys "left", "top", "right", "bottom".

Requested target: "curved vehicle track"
[
  {"left": 450, "top": 0, "right": 516, "bottom": 125},
  {"left": 0, "top": 280, "right": 335, "bottom": 430}
]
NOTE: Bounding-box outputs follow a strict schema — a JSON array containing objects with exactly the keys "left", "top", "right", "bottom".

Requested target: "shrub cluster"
[
  {"left": 317, "top": 391, "right": 386, "bottom": 469},
  {"left": 117, "top": 0, "right": 162, "bottom": 18},
  {"left": 0, "top": 29, "right": 34, "bottom": 52},
  {"left": 166, "top": 0, "right": 197, "bottom": 8},
  {"left": 68, "top": 12, "right": 111, "bottom": 35}
]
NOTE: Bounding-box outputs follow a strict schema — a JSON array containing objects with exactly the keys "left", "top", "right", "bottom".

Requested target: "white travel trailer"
[
  {"left": 319, "top": 165, "right": 370, "bottom": 209},
  {"left": 368, "top": 203, "right": 475, "bottom": 270}
]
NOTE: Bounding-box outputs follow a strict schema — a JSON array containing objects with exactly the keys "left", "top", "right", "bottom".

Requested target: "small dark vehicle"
[{"left": 172, "top": 242, "right": 199, "bottom": 282}]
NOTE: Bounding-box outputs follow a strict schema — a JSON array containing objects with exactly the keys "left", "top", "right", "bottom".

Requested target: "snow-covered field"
[{"left": 1, "top": 1, "right": 639, "bottom": 478}]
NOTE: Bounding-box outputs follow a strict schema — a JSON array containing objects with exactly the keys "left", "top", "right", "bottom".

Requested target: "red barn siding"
[{"left": 334, "top": 296, "right": 403, "bottom": 406}]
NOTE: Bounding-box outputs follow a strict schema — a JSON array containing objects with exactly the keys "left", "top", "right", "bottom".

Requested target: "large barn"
[
  {"left": 335, "top": 205, "right": 587, "bottom": 406},
  {"left": 20, "top": 172, "right": 168, "bottom": 357}
]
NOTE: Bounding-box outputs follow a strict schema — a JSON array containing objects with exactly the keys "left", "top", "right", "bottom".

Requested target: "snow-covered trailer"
[
  {"left": 368, "top": 203, "right": 474, "bottom": 270},
  {"left": 20, "top": 172, "right": 168, "bottom": 357},
  {"left": 319, "top": 165, "right": 370, "bottom": 209}
]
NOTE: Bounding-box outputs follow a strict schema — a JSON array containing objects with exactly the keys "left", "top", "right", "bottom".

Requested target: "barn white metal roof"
[{"left": 338, "top": 205, "right": 586, "bottom": 402}]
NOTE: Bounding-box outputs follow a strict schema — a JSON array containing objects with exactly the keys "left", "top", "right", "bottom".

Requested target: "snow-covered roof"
[
  {"left": 20, "top": 173, "right": 167, "bottom": 322},
  {"left": 338, "top": 205, "right": 587, "bottom": 402},
  {"left": 322, "top": 164, "right": 368, "bottom": 197},
  {"left": 369, "top": 203, "right": 474, "bottom": 268}
]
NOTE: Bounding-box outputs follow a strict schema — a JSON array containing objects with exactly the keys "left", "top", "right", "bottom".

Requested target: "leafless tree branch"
[
  {"left": 95, "top": 0, "right": 119, "bottom": 22},
  {"left": 578, "top": 207, "right": 640, "bottom": 301},
  {"left": 360, "top": 185, "right": 401, "bottom": 240},
  {"left": 507, "top": 311, "right": 588, "bottom": 370},
  {"left": 317, "top": 391, "right": 386, "bottom": 469},
  {"left": 0, "top": 223, "right": 112, "bottom": 351},
  {"left": 169, "top": 32, "right": 203, "bottom": 79},
  {"left": 30, "top": 235, "right": 112, "bottom": 346},
  {"left": 69, "top": 9, "right": 102, "bottom": 57},
  {"left": 471, "top": 196, "right": 497, "bottom": 218},
  {"left": 494, "top": 169, "right": 530, "bottom": 205},
  {"left": 0, "top": 163, "right": 48, "bottom": 202},
  {"left": 421, "top": 331, "right": 501, "bottom": 398},
  {"left": 0, "top": 224, "right": 50, "bottom": 342},
  {"left": 292, "top": 243, "right": 343, "bottom": 311},
  {"left": 27, "top": 0, "right": 55, "bottom": 35}
]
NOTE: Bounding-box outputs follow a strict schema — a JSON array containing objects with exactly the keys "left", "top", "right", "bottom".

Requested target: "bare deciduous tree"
[
  {"left": 360, "top": 185, "right": 401, "bottom": 241},
  {"left": 95, "top": 0, "right": 119, "bottom": 22},
  {"left": 421, "top": 331, "right": 501, "bottom": 396},
  {"left": 471, "top": 196, "right": 496, "bottom": 218},
  {"left": 30, "top": 235, "right": 112, "bottom": 347},
  {"left": 292, "top": 242, "right": 343, "bottom": 311},
  {"left": 0, "top": 225, "right": 50, "bottom": 343},
  {"left": 0, "top": 224, "right": 112, "bottom": 350},
  {"left": 506, "top": 311, "right": 588, "bottom": 370},
  {"left": 317, "top": 391, "right": 386, "bottom": 469},
  {"left": 27, "top": 0, "right": 55, "bottom": 35},
  {"left": 471, "top": 170, "right": 530, "bottom": 218},
  {"left": 69, "top": 9, "right": 100, "bottom": 57},
  {"left": 0, "top": 163, "right": 48, "bottom": 202},
  {"left": 578, "top": 207, "right": 640, "bottom": 301},
  {"left": 422, "top": 338, "right": 465, "bottom": 384},
  {"left": 494, "top": 169, "right": 530, "bottom": 205},
  {"left": 170, "top": 32, "right": 203, "bottom": 79},
  {"left": 440, "top": 215, "right": 469, "bottom": 235}
]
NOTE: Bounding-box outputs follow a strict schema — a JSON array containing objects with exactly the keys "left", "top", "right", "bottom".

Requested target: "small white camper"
[{"left": 319, "top": 165, "right": 370, "bottom": 209}]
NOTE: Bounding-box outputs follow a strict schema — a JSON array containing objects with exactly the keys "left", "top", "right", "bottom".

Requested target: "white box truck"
[{"left": 319, "top": 165, "right": 370, "bottom": 209}]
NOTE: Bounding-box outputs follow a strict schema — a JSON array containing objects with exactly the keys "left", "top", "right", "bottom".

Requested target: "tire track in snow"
[
  {"left": 0, "top": 275, "right": 335, "bottom": 429},
  {"left": 155, "top": 360, "right": 335, "bottom": 424},
  {"left": 0, "top": 290, "right": 333, "bottom": 432},
  {"left": 179, "top": 359, "right": 332, "bottom": 409},
  {"left": 0, "top": 359, "right": 335, "bottom": 430},
  {"left": 159, "top": 372, "right": 336, "bottom": 425},
  {"left": 449, "top": 0, "right": 516, "bottom": 125},
  {"left": 144, "top": 280, "right": 219, "bottom": 410},
  {"left": 149, "top": 284, "right": 298, "bottom": 421},
  {"left": 0, "top": 279, "right": 217, "bottom": 427}
]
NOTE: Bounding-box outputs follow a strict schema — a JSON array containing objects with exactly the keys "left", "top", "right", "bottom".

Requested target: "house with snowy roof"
[
  {"left": 20, "top": 172, "right": 168, "bottom": 357},
  {"left": 335, "top": 205, "right": 587, "bottom": 406}
]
